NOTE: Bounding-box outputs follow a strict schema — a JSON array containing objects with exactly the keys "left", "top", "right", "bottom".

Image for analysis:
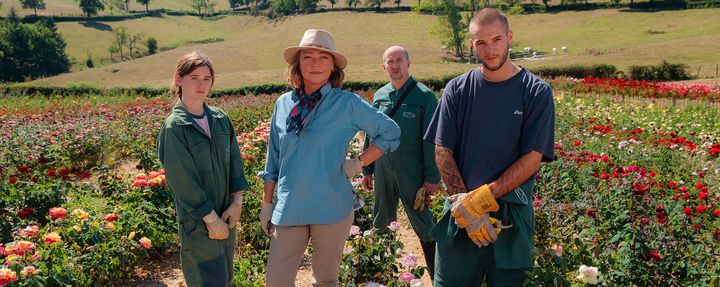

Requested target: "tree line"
[{"left": 0, "top": 9, "right": 70, "bottom": 82}]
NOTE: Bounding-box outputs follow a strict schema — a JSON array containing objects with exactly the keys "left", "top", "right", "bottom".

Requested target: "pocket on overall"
[
  {"left": 492, "top": 180, "right": 536, "bottom": 269},
  {"left": 430, "top": 199, "right": 458, "bottom": 247}
]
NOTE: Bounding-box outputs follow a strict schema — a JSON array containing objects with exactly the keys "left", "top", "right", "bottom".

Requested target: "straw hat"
[{"left": 283, "top": 29, "right": 347, "bottom": 69}]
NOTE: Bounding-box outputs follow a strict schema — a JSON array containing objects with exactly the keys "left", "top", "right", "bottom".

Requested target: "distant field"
[
  {"left": 0, "top": 0, "right": 232, "bottom": 16},
  {"left": 27, "top": 8, "right": 720, "bottom": 88}
]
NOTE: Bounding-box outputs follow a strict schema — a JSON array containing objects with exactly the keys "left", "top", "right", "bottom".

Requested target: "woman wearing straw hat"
[{"left": 258, "top": 29, "right": 401, "bottom": 286}]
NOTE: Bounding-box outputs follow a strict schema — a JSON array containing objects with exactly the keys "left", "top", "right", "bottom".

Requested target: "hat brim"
[{"left": 283, "top": 46, "right": 347, "bottom": 70}]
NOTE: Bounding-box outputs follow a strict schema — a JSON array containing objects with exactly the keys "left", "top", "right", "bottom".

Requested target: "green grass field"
[
  {"left": 25, "top": 8, "right": 720, "bottom": 88},
  {"left": 0, "top": 0, "right": 234, "bottom": 16}
]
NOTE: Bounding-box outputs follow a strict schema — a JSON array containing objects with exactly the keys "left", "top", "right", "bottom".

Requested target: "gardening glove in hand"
[
  {"left": 259, "top": 201, "right": 274, "bottom": 236},
  {"left": 449, "top": 184, "right": 499, "bottom": 226},
  {"left": 342, "top": 158, "right": 364, "bottom": 178},
  {"left": 414, "top": 186, "right": 428, "bottom": 211},
  {"left": 221, "top": 192, "right": 243, "bottom": 228},
  {"left": 414, "top": 183, "right": 440, "bottom": 211},
  {"left": 203, "top": 210, "right": 229, "bottom": 240},
  {"left": 466, "top": 213, "right": 499, "bottom": 247}
]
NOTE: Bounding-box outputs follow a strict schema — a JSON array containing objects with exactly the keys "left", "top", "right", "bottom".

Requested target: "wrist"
[
  {"left": 203, "top": 210, "right": 219, "bottom": 223},
  {"left": 231, "top": 192, "right": 243, "bottom": 205},
  {"left": 486, "top": 183, "right": 500, "bottom": 198},
  {"left": 358, "top": 155, "right": 366, "bottom": 167}
]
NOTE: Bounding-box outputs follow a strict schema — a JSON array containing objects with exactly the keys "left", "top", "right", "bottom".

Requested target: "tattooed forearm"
[
  {"left": 435, "top": 146, "right": 467, "bottom": 195},
  {"left": 491, "top": 151, "right": 543, "bottom": 198}
]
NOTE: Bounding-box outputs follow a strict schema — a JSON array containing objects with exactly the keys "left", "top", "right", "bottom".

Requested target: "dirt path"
[
  {"left": 124, "top": 251, "right": 185, "bottom": 287},
  {"left": 132, "top": 209, "right": 433, "bottom": 287}
]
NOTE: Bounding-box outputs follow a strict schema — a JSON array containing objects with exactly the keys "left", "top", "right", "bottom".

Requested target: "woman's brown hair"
[
  {"left": 171, "top": 52, "right": 215, "bottom": 98},
  {"left": 286, "top": 52, "right": 344, "bottom": 90}
]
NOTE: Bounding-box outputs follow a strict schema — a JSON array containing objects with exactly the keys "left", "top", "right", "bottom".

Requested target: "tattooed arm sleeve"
[{"left": 435, "top": 145, "right": 467, "bottom": 196}]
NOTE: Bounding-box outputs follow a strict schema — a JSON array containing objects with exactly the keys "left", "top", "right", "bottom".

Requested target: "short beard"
[{"left": 479, "top": 49, "right": 509, "bottom": 72}]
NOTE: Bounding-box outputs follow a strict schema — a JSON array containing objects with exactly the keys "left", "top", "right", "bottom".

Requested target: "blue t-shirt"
[{"left": 424, "top": 67, "right": 555, "bottom": 190}]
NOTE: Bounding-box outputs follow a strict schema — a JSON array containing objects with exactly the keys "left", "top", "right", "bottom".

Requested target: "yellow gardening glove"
[
  {"left": 449, "top": 184, "right": 499, "bottom": 227},
  {"left": 466, "top": 214, "right": 499, "bottom": 247},
  {"left": 203, "top": 210, "right": 229, "bottom": 240},
  {"left": 454, "top": 203, "right": 510, "bottom": 247},
  {"left": 221, "top": 192, "right": 243, "bottom": 228}
]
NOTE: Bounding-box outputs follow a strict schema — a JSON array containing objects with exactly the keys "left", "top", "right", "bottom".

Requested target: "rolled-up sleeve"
[
  {"left": 259, "top": 103, "right": 281, "bottom": 182},
  {"left": 351, "top": 94, "right": 400, "bottom": 153},
  {"left": 157, "top": 126, "right": 215, "bottom": 220}
]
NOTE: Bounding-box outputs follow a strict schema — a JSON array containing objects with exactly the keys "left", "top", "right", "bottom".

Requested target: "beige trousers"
[{"left": 265, "top": 212, "right": 354, "bottom": 287}]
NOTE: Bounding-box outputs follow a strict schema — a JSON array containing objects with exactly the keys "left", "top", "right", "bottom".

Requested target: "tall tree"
[
  {"left": 126, "top": 33, "right": 143, "bottom": 58},
  {"left": 136, "top": 0, "right": 152, "bottom": 12},
  {"left": 79, "top": 0, "right": 105, "bottom": 17},
  {"left": 437, "top": 0, "right": 466, "bottom": 57},
  {"left": 329, "top": 0, "right": 337, "bottom": 7},
  {"left": 0, "top": 19, "right": 71, "bottom": 82},
  {"left": 192, "top": 0, "right": 216, "bottom": 16},
  {"left": 20, "top": 0, "right": 47, "bottom": 16},
  {"left": 113, "top": 26, "right": 127, "bottom": 60}
]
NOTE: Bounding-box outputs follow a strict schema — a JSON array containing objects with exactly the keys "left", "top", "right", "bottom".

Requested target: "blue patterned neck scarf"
[{"left": 286, "top": 87, "right": 324, "bottom": 135}]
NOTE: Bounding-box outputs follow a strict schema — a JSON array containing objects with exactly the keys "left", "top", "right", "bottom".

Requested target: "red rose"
[
  {"left": 18, "top": 166, "right": 31, "bottom": 173},
  {"left": 17, "top": 207, "right": 34, "bottom": 219},
  {"left": 104, "top": 213, "right": 119, "bottom": 222},
  {"left": 698, "top": 192, "right": 708, "bottom": 200},
  {"left": 696, "top": 205, "right": 708, "bottom": 213},
  {"left": 47, "top": 169, "right": 57, "bottom": 177},
  {"left": 649, "top": 251, "right": 663, "bottom": 261},
  {"left": 695, "top": 182, "right": 704, "bottom": 190},
  {"left": 713, "top": 209, "right": 720, "bottom": 216},
  {"left": 683, "top": 207, "right": 692, "bottom": 215},
  {"left": 586, "top": 208, "right": 596, "bottom": 217},
  {"left": 9, "top": 177, "right": 18, "bottom": 184}
]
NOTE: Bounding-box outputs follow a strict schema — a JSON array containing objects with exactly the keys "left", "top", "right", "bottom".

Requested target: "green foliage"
[
  {"left": 85, "top": 50, "right": 94, "bottom": 68},
  {"left": 530, "top": 64, "right": 619, "bottom": 79},
  {"left": 628, "top": 61, "right": 690, "bottom": 81},
  {"left": 229, "top": 0, "right": 246, "bottom": 8},
  {"left": 145, "top": 36, "right": 158, "bottom": 55},
  {"left": 20, "top": 0, "right": 47, "bottom": 16},
  {"left": 436, "top": 0, "right": 466, "bottom": 57},
  {"left": 0, "top": 19, "right": 71, "bottom": 82},
  {"left": 79, "top": 0, "right": 106, "bottom": 17},
  {"left": 192, "top": 0, "right": 217, "bottom": 16},
  {"left": 136, "top": 0, "right": 152, "bottom": 12},
  {"left": 366, "top": 0, "right": 388, "bottom": 9}
]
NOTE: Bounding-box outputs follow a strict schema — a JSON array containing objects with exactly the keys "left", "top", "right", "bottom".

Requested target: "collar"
[
  {"left": 172, "top": 100, "right": 224, "bottom": 126},
  {"left": 390, "top": 75, "right": 416, "bottom": 93},
  {"left": 292, "top": 82, "right": 333, "bottom": 102}
]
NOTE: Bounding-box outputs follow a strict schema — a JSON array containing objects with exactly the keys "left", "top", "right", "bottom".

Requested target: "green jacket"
[
  {"left": 158, "top": 100, "right": 251, "bottom": 223},
  {"left": 363, "top": 76, "right": 441, "bottom": 184}
]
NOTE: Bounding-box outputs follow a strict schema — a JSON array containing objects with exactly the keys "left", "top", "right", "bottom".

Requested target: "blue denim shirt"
[{"left": 260, "top": 83, "right": 401, "bottom": 225}]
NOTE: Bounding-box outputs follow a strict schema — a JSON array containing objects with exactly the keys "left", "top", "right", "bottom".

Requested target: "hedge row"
[
  {"left": 0, "top": 78, "right": 453, "bottom": 98},
  {"left": 0, "top": 63, "right": 694, "bottom": 98}
]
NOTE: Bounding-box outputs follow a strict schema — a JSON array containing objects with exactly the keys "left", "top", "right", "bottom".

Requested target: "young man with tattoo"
[{"left": 424, "top": 8, "right": 556, "bottom": 287}]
